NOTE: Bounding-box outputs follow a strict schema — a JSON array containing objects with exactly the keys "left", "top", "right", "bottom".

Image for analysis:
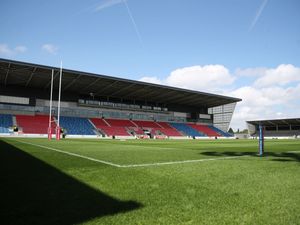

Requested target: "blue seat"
[
  {"left": 0, "top": 114, "right": 13, "bottom": 133},
  {"left": 169, "top": 123, "right": 205, "bottom": 137},
  {"left": 208, "top": 125, "right": 232, "bottom": 137},
  {"left": 59, "top": 116, "right": 95, "bottom": 135}
]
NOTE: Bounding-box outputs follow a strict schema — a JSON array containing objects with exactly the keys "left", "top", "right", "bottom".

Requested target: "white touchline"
[
  {"left": 13, "top": 140, "right": 246, "bottom": 168},
  {"left": 14, "top": 140, "right": 122, "bottom": 168},
  {"left": 119, "top": 156, "right": 245, "bottom": 168}
]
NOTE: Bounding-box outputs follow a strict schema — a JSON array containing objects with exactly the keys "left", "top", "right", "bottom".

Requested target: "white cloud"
[
  {"left": 230, "top": 83, "right": 300, "bottom": 129},
  {"left": 166, "top": 65, "right": 235, "bottom": 92},
  {"left": 94, "top": 0, "right": 123, "bottom": 12},
  {"left": 254, "top": 64, "right": 300, "bottom": 87},
  {"left": 139, "top": 65, "right": 235, "bottom": 93},
  {"left": 139, "top": 64, "right": 300, "bottom": 130},
  {"left": 14, "top": 45, "right": 27, "bottom": 53},
  {"left": 42, "top": 44, "right": 58, "bottom": 55},
  {"left": 0, "top": 44, "right": 27, "bottom": 56},
  {"left": 235, "top": 67, "right": 267, "bottom": 77},
  {"left": 0, "top": 44, "right": 13, "bottom": 55}
]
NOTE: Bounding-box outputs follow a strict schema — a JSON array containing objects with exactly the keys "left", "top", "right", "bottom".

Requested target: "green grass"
[{"left": 1, "top": 138, "right": 299, "bottom": 225}]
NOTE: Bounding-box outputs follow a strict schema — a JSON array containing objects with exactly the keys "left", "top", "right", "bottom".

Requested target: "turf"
[{"left": 0, "top": 138, "right": 299, "bottom": 225}]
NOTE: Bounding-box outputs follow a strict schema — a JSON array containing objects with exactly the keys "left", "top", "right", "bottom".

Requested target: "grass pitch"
[{"left": 1, "top": 138, "right": 299, "bottom": 225}]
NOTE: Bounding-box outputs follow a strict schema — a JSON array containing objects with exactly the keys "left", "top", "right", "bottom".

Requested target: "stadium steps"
[
  {"left": 130, "top": 120, "right": 139, "bottom": 128},
  {"left": 90, "top": 118, "right": 109, "bottom": 127},
  {"left": 130, "top": 120, "right": 183, "bottom": 137},
  {"left": 160, "top": 128, "right": 183, "bottom": 137},
  {"left": 90, "top": 118, "right": 132, "bottom": 136},
  {"left": 133, "top": 120, "right": 161, "bottom": 128},
  {"left": 209, "top": 125, "right": 233, "bottom": 137},
  {"left": 105, "top": 118, "right": 136, "bottom": 127},
  {"left": 169, "top": 123, "right": 205, "bottom": 137},
  {"left": 156, "top": 122, "right": 173, "bottom": 129},
  {"left": 102, "top": 119, "right": 111, "bottom": 127},
  {"left": 98, "top": 126, "right": 131, "bottom": 136},
  {"left": 88, "top": 119, "right": 102, "bottom": 136},
  {"left": 155, "top": 122, "right": 164, "bottom": 128},
  {"left": 156, "top": 122, "right": 183, "bottom": 137},
  {"left": 188, "top": 124, "right": 218, "bottom": 137},
  {"left": 128, "top": 126, "right": 144, "bottom": 135}
]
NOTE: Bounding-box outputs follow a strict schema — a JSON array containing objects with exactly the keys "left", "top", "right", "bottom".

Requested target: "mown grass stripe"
[
  {"left": 120, "top": 156, "right": 245, "bottom": 168},
  {"left": 14, "top": 140, "right": 122, "bottom": 168},
  {"left": 12, "top": 140, "right": 248, "bottom": 168}
]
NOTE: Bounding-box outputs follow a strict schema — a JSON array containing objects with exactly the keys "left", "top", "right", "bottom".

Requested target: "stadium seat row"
[{"left": 0, "top": 114, "right": 232, "bottom": 137}]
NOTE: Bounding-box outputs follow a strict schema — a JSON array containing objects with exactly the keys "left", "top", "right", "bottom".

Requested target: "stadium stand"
[
  {"left": 60, "top": 116, "right": 95, "bottom": 135},
  {"left": 6, "top": 113, "right": 233, "bottom": 137},
  {"left": 264, "top": 130, "right": 300, "bottom": 137},
  {"left": 247, "top": 119, "right": 300, "bottom": 138},
  {"left": 105, "top": 118, "right": 136, "bottom": 127},
  {"left": 208, "top": 125, "right": 232, "bottom": 137},
  {"left": 160, "top": 129, "right": 183, "bottom": 136},
  {"left": 133, "top": 120, "right": 161, "bottom": 128},
  {"left": 99, "top": 126, "right": 130, "bottom": 136},
  {"left": 0, "top": 114, "right": 13, "bottom": 133},
  {"left": 89, "top": 118, "right": 185, "bottom": 137},
  {"left": 132, "top": 120, "right": 183, "bottom": 137},
  {"left": 90, "top": 118, "right": 109, "bottom": 127},
  {"left": 189, "top": 124, "right": 219, "bottom": 137},
  {"left": 16, "top": 115, "right": 56, "bottom": 134},
  {"left": 0, "top": 58, "right": 241, "bottom": 139},
  {"left": 90, "top": 118, "right": 131, "bottom": 136},
  {"left": 169, "top": 123, "right": 205, "bottom": 137},
  {"left": 156, "top": 122, "right": 174, "bottom": 129},
  {"left": 156, "top": 122, "right": 183, "bottom": 136},
  {"left": 128, "top": 126, "right": 144, "bottom": 135}
]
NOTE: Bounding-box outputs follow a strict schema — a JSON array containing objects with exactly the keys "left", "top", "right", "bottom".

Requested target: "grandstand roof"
[
  {"left": 0, "top": 58, "right": 241, "bottom": 108},
  {"left": 247, "top": 118, "right": 300, "bottom": 126}
]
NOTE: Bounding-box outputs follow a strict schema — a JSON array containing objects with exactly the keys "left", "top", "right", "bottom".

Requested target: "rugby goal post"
[
  {"left": 258, "top": 124, "right": 264, "bottom": 156},
  {"left": 48, "top": 61, "right": 63, "bottom": 141}
]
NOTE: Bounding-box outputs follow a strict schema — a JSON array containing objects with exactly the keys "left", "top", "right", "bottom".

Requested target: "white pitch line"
[
  {"left": 119, "top": 156, "right": 245, "bottom": 168},
  {"left": 14, "top": 140, "right": 122, "bottom": 168},
  {"left": 13, "top": 140, "right": 246, "bottom": 168},
  {"left": 287, "top": 150, "right": 300, "bottom": 153}
]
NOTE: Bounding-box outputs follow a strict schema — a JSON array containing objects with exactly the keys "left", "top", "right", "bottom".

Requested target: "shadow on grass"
[
  {"left": 200, "top": 151, "right": 300, "bottom": 162},
  {"left": 0, "top": 139, "right": 141, "bottom": 225}
]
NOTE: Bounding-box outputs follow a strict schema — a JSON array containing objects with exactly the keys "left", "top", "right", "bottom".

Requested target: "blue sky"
[{"left": 1, "top": 0, "right": 300, "bottom": 129}]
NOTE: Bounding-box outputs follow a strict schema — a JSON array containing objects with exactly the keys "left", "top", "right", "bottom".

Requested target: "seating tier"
[
  {"left": 16, "top": 115, "right": 56, "bottom": 134},
  {"left": 0, "top": 114, "right": 13, "bottom": 133},
  {"left": 59, "top": 116, "right": 94, "bottom": 135},
  {"left": 169, "top": 123, "right": 205, "bottom": 137},
  {"left": 189, "top": 124, "right": 220, "bottom": 137}
]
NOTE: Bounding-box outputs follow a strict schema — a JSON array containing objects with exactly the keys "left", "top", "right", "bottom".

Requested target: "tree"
[
  {"left": 241, "top": 129, "right": 248, "bottom": 133},
  {"left": 228, "top": 127, "right": 234, "bottom": 135}
]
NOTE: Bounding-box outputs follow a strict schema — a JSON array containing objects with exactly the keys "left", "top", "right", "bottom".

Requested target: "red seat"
[
  {"left": 90, "top": 118, "right": 109, "bottom": 127},
  {"left": 132, "top": 120, "right": 161, "bottom": 128},
  {"left": 90, "top": 118, "right": 132, "bottom": 136},
  {"left": 105, "top": 119, "right": 136, "bottom": 127},
  {"left": 156, "top": 122, "right": 173, "bottom": 129},
  {"left": 16, "top": 115, "right": 56, "bottom": 134},
  {"left": 99, "top": 126, "right": 129, "bottom": 136},
  {"left": 90, "top": 118, "right": 183, "bottom": 137},
  {"left": 160, "top": 128, "right": 183, "bottom": 136},
  {"left": 133, "top": 120, "right": 183, "bottom": 136}
]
